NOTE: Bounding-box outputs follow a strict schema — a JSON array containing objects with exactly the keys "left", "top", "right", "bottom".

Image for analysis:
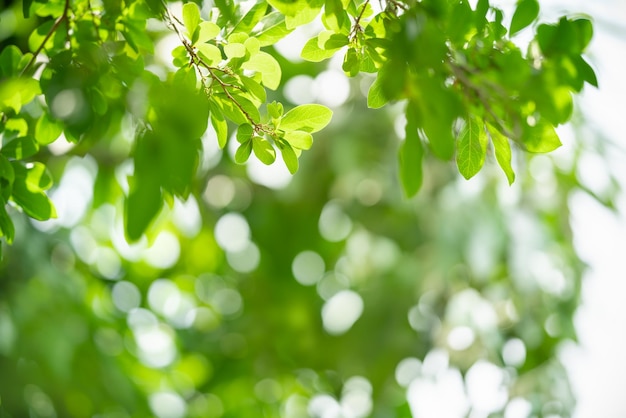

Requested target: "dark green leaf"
[
  {"left": 399, "top": 112, "right": 424, "bottom": 197},
  {"left": 1, "top": 136, "right": 39, "bottom": 160}
]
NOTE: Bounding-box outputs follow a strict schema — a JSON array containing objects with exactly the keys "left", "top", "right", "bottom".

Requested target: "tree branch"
[{"left": 20, "top": 0, "right": 71, "bottom": 76}]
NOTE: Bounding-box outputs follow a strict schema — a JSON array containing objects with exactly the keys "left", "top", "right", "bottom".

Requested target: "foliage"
[
  {"left": 0, "top": 0, "right": 596, "bottom": 249},
  {"left": 0, "top": 0, "right": 604, "bottom": 417}
]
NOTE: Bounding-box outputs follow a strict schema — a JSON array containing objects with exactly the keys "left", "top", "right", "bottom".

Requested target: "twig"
[{"left": 20, "top": 0, "right": 71, "bottom": 76}]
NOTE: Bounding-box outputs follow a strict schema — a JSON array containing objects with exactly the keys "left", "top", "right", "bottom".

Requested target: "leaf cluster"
[{"left": 0, "top": 0, "right": 597, "bottom": 249}]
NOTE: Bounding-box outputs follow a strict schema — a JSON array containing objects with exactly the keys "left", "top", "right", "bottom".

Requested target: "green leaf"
[
  {"left": 283, "top": 130, "right": 313, "bottom": 150},
  {"left": 1, "top": 136, "right": 39, "bottom": 160},
  {"left": 183, "top": 2, "right": 201, "bottom": 39},
  {"left": 280, "top": 104, "right": 332, "bottom": 133},
  {"left": 10, "top": 162, "right": 56, "bottom": 221},
  {"left": 0, "top": 46, "right": 23, "bottom": 77},
  {"left": 125, "top": 175, "right": 162, "bottom": 242},
  {"left": 196, "top": 43, "right": 223, "bottom": 65},
  {"left": 35, "top": 113, "right": 63, "bottom": 145},
  {"left": 254, "top": 12, "right": 293, "bottom": 46},
  {"left": 456, "top": 117, "right": 488, "bottom": 180},
  {"left": 399, "top": 113, "right": 424, "bottom": 197},
  {"left": 301, "top": 36, "right": 342, "bottom": 62},
  {"left": 522, "top": 121, "right": 562, "bottom": 153},
  {"left": 210, "top": 107, "right": 228, "bottom": 148},
  {"left": 267, "top": 101, "right": 284, "bottom": 119},
  {"left": 0, "top": 201, "right": 15, "bottom": 244},
  {"left": 342, "top": 48, "right": 360, "bottom": 77},
  {"left": 367, "top": 75, "right": 388, "bottom": 109},
  {"left": 0, "top": 154, "right": 15, "bottom": 202},
  {"left": 224, "top": 43, "right": 247, "bottom": 59},
  {"left": 240, "top": 76, "right": 266, "bottom": 105},
  {"left": 196, "top": 21, "right": 221, "bottom": 44},
  {"left": 237, "top": 124, "right": 254, "bottom": 143},
  {"left": 487, "top": 123, "right": 515, "bottom": 185},
  {"left": 0, "top": 77, "right": 40, "bottom": 113},
  {"left": 235, "top": 140, "right": 253, "bottom": 164},
  {"left": 278, "top": 142, "right": 299, "bottom": 174},
  {"left": 241, "top": 51, "right": 281, "bottom": 90},
  {"left": 252, "top": 137, "right": 276, "bottom": 164},
  {"left": 232, "top": 1, "right": 269, "bottom": 34},
  {"left": 510, "top": 0, "right": 539, "bottom": 36},
  {"left": 244, "top": 37, "right": 261, "bottom": 55}
]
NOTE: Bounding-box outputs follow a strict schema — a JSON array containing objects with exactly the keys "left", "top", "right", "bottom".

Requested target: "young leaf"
[
  {"left": 283, "top": 130, "right": 313, "bottom": 150},
  {"left": 487, "top": 123, "right": 515, "bottom": 185},
  {"left": 241, "top": 51, "right": 281, "bottom": 90},
  {"left": 510, "top": 0, "right": 539, "bottom": 36},
  {"left": 456, "top": 117, "right": 488, "bottom": 180},
  {"left": 252, "top": 137, "right": 277, "bottom": 164},
  {"left": 235, "top": 140, "right": 253, "bottom": 163},
  {"left": 183, "top": 2, "right": 201, "bottom": 39},
  {"left": 280, "top": 104, "right": 332, "bottom": 133},
  {"left": 399, "top": 115, "right": 424, "bottom": 197},
  {"left": 267, "top": 101, "right": 284, "bottom": 119},
  {"left": 278, "top": 142, "right": 299, "bottom": 174}
]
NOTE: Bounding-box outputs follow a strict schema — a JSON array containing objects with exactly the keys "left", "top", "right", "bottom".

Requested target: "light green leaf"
[
  {"left": 487, "top": 123, "right": 515, "bottom": 185},
  {"left": 183, "top": 2, "right": 201, "bottom": 39},
  {"left": 235, "top": 140, "right": 253, "bottom": 164},
  {"left": 224, "top": 42, "right": 247, "bottom": 58},
  {"left": 280, "top": 104, "right": 332, "bottom": 133},
  {"left": 255, "top": 12, "right": 293, "bottom": 46},
  {"left": 278, "top": 142, "right": 299, "bottom": 174},
  {"left": 35, "top": 113, "right": 63, "bottom": 145},
  {"left": 232, "top": 1, "right": 268, "bottom": 34},
  {"left": 196, "top": 43, "right": 223, "bottom": 65},
  {"left": 196, "top": 21, "right": 221, "bottom": 44},
  {"left": 252, "top": 137, "right": 276, "bottom": 164},
  {"left": 399, "top": 113, "right": 424, "bottom": 197},
  {"left": 367, "top": 75, "right": 388, "bottom": 109},
  {"left": 301, "top": 36, "right": 341, "bottom": 62},
  {"left": 237, "top": 124, "right": 254, "bottom": 143},
  {"left": 244, "top": 37, "right": 261, "bottom": 55},
  {"left": 510, "top": 0, "right": 539, "bottom": 36},
  {"left": 456, "top": 117, "right": 488, "bottom": 180},
  {"left": 283, "top": 130, "right": 313, "bottom": 150},
  {"left": 241, "top": 51, "right": 281, "bottom": 90},
  {"left": 210, "top": 105, "right": 228, "bottom": 148},
  {"left": 523, "top": 121, "right": 562, "bottom": 153},
  {"left": 267, "top": 101, "right": 283, "bottom": 119}
]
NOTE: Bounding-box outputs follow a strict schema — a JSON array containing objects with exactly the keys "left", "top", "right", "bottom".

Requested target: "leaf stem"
[{"left": 20, "top": 0, "right": 71, "bottom": 76}]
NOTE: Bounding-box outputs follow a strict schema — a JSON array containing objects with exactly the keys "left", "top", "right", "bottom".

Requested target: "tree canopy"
[{"left": 0, "top": 0, "right": 601, "bottom": 417}]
